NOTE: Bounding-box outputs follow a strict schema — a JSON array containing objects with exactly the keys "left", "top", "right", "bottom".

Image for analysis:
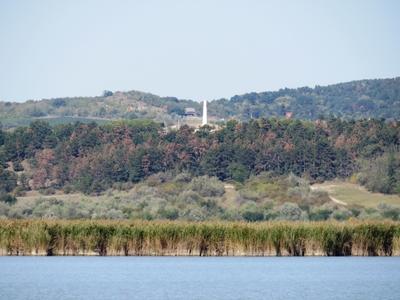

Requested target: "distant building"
[
  {"left": 285, "top": 112, "right": 293, "bottom": 119},
  {"left": 184, "top": 107, "right": 196, "bottom": 117}
]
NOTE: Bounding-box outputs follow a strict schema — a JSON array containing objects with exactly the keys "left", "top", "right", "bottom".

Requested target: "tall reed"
[{"left": 0, "top": 220, "right": 399, "bottom": 256}]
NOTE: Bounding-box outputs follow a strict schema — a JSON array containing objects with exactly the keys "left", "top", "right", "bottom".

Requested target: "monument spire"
[{"left": 202, "top": 100, "right": 207, "bottom": 126}]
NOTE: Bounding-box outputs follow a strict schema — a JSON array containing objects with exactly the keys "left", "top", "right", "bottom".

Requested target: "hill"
[
  {"left": 311, "top": 181, "right": 400, "bottom": 208},
  {"left": 1, "top": 77, "right": 400, "bottom": 128},
  {"left": 209, "top": 77, "right": 400, "bottom": 120},
  {"left": 0, "top": 90, "right": 200, "bottom": 128}
]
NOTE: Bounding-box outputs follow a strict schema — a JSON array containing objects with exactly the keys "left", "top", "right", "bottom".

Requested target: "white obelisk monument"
[{"left": 202, "top": 100, "right": 208, "bottom": 126}]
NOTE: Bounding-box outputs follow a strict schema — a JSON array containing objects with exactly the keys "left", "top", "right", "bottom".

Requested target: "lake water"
[{"left": 1, "top": 257, "right": 400, "bottom": 300}]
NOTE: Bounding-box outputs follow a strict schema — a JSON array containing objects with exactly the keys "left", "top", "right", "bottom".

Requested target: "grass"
[
  {"left": 17, "top": 189, "right": 130, "bottom": 202},
  {"left": 0, "top": 220, "right": 399, "bottom": 256},
  {"left": 0, "top": 116, "right": 111, "bottom": 129},
  {"left": 312, "top": 181, "right": 400, "bottom": 208}
]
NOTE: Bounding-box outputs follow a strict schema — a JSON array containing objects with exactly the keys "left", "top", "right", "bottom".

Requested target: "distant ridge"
[
  {"left": 1, "top": 77, "right": 399, "bottom": 128},
  {"left": 209, "top": 77, "right": 400, "bottom": 120}
]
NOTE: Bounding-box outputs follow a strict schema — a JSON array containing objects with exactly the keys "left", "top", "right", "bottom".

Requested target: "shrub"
[
  {"left": 358, "top": 208, "right": 383, "bottom": 220},
  {"left": 276, "top": 202, "right": 306, "bottom": 221},
  {"left": 158, "top": 207, "right": 179, "bottom": 220},
  {"left": 331, "top": 208, "right": 353, "bottom": 221},
  {"left": 177, "top": 190, "right": 202, "bottom": 204},
  {"left": 188, "top": 176, "right": 225, "bottom": 197},
  {"left": 146, "top": 172, "right": 174, "bottom": 186},
  {"left": 39, "top": 188, "right": 56, "bottom": 195},
  {"left": 378, "top": 203, "right": 400, "bottom": 221},
  {"left": 309, "top": 204, "right": 334, "bottom": 221},
  {"left": 357, "top": 152, "right": 400, "bottom": 195},
  {"left": 0, "top": 202, "right": 10, "bottom": 216},
  {"left": 13, "top": 186, "right": 26, "bottom": 197},
  {"left": 242, "top": 211, "right": 264, "bottom": 222},
  {"left": 112, "top": 182, "right": 133, "bottom": 191},
  {"left": 286, "top": 173, "right": 309, "bottom": 188},
  {"left": 227, "top": 162, "right": 249, "bottom": 183},
  {"left": 97, "top": 208, "right": 125, "bottom": 219},
  {"left": 63, "top": 185, "right": 74, "bottom": 194},
  {"left": 0, "top": 193, "right": 17, "bottom": 205},
  {"left": 264, "top": 209, "right": 278, "bottom": 220},
  {"left": 12, "top": 160, "right": 24, "bottom": 172},
  {"left": 287, "top": 186, "right": 309, "bottom": 199},
  {"left": 181, "top": 207, "right": 207, "bottom": 221},
  {"left": 174, "top": 172, "right": 192, "bottom": 183}
]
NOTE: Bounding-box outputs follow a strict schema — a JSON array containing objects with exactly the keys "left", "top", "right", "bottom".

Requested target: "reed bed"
[{"left": 0, "top": 220, "right": 399, "bottom": 256}]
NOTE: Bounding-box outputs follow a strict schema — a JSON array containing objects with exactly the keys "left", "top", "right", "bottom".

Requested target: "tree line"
[{"left": 0, "top": 117, "right": 399, "bottom": 198}]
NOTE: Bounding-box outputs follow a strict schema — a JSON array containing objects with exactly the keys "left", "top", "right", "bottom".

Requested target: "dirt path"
[
  {"left": 223, "top": 184, "right": 239, "bottom": 208},
  {"left": 310, "top": 185, "right": 348, "bottom": 206},
  {"left": 328, "top": 196, "right": 348, "bottom": 206}
]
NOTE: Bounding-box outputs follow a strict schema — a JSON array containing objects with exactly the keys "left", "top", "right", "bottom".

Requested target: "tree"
[
  {"left": 387, "top": 151, "right": 397, "bottom": 193},
  {"left": 227, "top": 162, "right": 249, "bottom": 183},
  {"left": 0, "top": 167, "right": 17, "bottom": 193},
  {"left": 102, "top": 90, "right": 113, "bottom": 97},
  {"left": 0, "top": 122, "right": 4, "bottom": 146}
]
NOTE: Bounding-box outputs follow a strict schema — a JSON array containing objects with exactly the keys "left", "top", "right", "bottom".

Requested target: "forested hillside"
[
  {"left": 0, "top": 118, "right": 399, "bottom": 220},
  {"left": 0, "top": 90, "right": 200, "bottom": 128},
  {"left": 0, "top": 77, "right": 399, "bottom": 128},
  {"left": 209, "top": 77, "right": 400, "bottom": 120},
  {"left": 1, "top": 118, "right": 399, "bottom": 195}
]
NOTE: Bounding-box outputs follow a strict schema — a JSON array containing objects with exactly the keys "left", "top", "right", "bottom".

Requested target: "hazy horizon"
[
  {"left": 0, "top": 76, "right": 399, "bottom": 104},
  {"left": 1, "top": 0, "right": 399, "bottom": 102}
]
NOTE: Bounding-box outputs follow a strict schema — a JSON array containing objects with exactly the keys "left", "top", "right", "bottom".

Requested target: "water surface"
[{"left": 1, "top": 257, "right": 399, "bottom": 300}]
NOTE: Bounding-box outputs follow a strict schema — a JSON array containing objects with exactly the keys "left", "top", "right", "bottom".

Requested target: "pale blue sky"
[{"left": 0, "top": 0, "right": 399, "bottom": 102}]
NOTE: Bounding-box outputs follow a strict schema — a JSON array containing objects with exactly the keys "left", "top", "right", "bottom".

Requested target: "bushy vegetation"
[
  {"left": 1, "top": 172, "right": 399, "bottom": 221},
  {"left": 0, "top": 220, "right": 399, "bottom": 256}
]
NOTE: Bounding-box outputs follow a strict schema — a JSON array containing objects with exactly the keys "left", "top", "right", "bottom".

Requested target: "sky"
[{"left": 0, "top": 0, "right": 399, "bottom": 102}]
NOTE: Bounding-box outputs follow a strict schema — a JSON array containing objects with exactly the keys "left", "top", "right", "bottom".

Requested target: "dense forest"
[
  {"left": 1, "top": 77, "right": 399, "bottom": 128},
  {"left": 0, "top": 117, "right": 399, "bottom": 221}
]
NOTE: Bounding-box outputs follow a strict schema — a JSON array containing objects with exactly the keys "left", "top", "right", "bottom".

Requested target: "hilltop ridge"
[{"left": 0, "top": 77, "right": 399, "bottom": 128}]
